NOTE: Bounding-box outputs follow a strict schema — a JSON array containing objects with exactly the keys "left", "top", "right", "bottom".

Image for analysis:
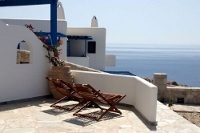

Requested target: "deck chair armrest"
[{"left": 101, "top": 94, "right": 126, "bottom": 105}]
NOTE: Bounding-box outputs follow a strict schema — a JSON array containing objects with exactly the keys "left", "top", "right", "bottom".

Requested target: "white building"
[
  {"left": 0, "top": 1, "right": 116, "bottom": 102},
  {"left": 58, "top": 2, "right": 116, "bottom": 70},
  {"left": 1, "top": 1, "right": 116, "bottom": 71},
  {"left": 0, "top": 1, "right": 157, "bottom": 124}
]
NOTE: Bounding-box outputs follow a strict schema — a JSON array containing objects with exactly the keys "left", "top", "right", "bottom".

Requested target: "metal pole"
[{"left": 50, "top": 0, "right": 58, "bottom": 45}]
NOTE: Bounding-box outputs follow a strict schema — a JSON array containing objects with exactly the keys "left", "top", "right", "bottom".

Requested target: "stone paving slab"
[
  {"left": 0, "top": 97, "right": 200, "bottom": 133},
  {"left": 3, "top": 128, "right": 35, "bottom": 133}
]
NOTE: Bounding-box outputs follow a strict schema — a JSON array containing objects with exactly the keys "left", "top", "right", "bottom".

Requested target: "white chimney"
[
  {"left": 57, "top": 1, "right": 65, "bottom": 20},
  {"left": 91, "top": 16, "right": 98, "bottom": 27}
]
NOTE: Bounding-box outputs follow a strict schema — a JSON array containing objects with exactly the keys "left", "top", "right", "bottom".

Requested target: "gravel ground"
[{"left": 177, "top": 112, "right": 200, "bottom": 127}]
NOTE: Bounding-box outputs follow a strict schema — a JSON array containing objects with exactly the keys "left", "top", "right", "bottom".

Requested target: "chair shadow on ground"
[
  {"left": 42, "top": 102, "right": 157, "bottom": 130},
  {"left": 42, "top": 103, "right": 123, "bottom": 126},
  {"left": 64, "top": 110, "right": 123, "bottom": 126},
  {"left": 42, "top": 103, "right": 81, "bottom": 116}
]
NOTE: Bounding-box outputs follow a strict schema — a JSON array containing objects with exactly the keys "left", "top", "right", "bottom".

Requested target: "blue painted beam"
[
  {"left": 0, "top": 0, "right": 53, "bottom": 7},
  {"left": 34, "top": 32, "right": 67, "bottom": 37},
  {"left": 50, "top": 0, "right": 58, "bottom": 45}
]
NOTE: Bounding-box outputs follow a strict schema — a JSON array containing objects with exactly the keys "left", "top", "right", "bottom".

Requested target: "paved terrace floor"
[{"left": 0, "top": 97, "right": 200, "bottom": 133}]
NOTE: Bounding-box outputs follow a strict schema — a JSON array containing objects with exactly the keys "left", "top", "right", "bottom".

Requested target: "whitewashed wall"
[
  {"left": 0, "top": 21, "right": 48, "bottom": 102},
  {"left": 67, "top": 28, "right": 106, "bottom": 70},
  {"left": 71, "top": 70, "right": 158, "bottom": 124},
  {"left": 105, "top": 54, "right": 116, "bottom": 66},
  {"left": 0, "top": 18, "right": 67, "bottom": 102},
  {"left": 0, "top": 18, "right": 67, "bottom": 61}
]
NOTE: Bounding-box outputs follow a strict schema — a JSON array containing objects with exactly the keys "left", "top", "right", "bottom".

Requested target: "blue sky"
[{"left": 0, "top": 0, "right": 200, "bottom": 45}]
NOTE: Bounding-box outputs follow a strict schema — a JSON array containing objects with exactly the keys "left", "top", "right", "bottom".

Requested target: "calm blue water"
[{"left": 106, "top": 44, "right": 200, "bottom": 87}]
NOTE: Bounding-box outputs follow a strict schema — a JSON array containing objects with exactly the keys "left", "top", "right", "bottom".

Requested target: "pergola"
[{"left": 0, "top": 0, "right": 58, "bottom": 45}]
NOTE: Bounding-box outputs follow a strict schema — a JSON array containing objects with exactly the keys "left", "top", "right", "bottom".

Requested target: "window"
[
  {"left": 88, "top": 41, "right": 96, "bottom": 53},
  {"left": 16, "top": 40, "right": 31, "bottom": 64}
]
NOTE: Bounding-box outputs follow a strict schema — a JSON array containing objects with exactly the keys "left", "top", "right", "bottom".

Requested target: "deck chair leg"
[
  {"left": 96, "top": 96, "right": 126, "bottom": 120},
  {"left": 96, "top": 105, "right": 119, "bottom": 121},
  {"left": 106, "top": 95, "right": 126, "bottom": 114},
  {"left": 108, "top": 106, "right": 122, "bottom": 114},
  {"left": 73, "top": 101, "right": 91, "bottom": 116},
  {"left": 67, "top": 102, "right": 80, "bottom": 111},
  {"left": 51, "top": 96, "right": 83, "bottom": 111},
  {"left": 50, "top": 96, "right": 68, "bottom": 107},
  {"left": 96, "top": 105, "right": 122, "bottom": 121},
  {"left": 96, "top": 109, "right": 110, "bottom": 121},
  {"left": 90, "top": 101, "right": 105, "bottom": 111},
  {"left": 68, "top": 99, "right": 88, "bottom": 111}
]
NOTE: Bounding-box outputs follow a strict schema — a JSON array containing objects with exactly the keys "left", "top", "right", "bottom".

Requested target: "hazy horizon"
[{"left": 0, "top": 0, "right": 200, "bottom": 45}]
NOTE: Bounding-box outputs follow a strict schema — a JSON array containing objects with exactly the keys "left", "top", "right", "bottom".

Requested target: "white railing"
[{"left": 71, "top": 70, "right": 158, "bottom": 124}]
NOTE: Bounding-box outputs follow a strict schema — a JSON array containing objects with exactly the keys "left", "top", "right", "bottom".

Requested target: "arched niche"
[{"left": 16, "top": 40, "right": 32, "bottom": 64}]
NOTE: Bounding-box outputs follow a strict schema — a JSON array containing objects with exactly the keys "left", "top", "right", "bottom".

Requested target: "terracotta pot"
[{"left": 48, "top": 66, "right": 74, "bottom": 99}]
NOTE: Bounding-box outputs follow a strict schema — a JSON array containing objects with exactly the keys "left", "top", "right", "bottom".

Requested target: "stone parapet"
[
  {"left": 153, "top": 73, "right": 167, "bottom": 101},
  {"left": 167, "top": 87, "right": 200, "bottom": 104},
  {"left": 153, "top": 73, "right": 167, "bottom": 85},
  {"left": 154, "top": 73, "right": 200, "bottom": 104}
]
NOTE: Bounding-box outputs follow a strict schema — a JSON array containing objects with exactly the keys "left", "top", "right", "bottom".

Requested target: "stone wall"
[
  {"left": 17, "top": 50, "right": 30, "bottom": 64},
  {"left": 153, "top": 73, "right": 167, "bottom": 101},
  {"left": 167, "top": 87, "right": 200, "bottom": 104},
  {"left": 154, "top": 73, "right": 200, "bottom": 104}
]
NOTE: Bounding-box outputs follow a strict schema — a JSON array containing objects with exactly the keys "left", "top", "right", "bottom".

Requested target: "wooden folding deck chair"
[
  {"left": 46, "top": 77, "right": 85, "bottom": 111},
  {"left": 71, "top": 83, "right": 126, "bottom": 121}
]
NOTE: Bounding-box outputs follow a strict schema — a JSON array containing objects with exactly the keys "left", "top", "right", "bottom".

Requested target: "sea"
[{"left": 105, "top": 43, "right": 200, "bottom": 87}]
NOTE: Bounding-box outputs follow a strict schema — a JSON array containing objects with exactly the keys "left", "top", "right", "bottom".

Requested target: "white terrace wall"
[
  {"left": 0, "top": 18, "right": 67, "bottom": 60},
  {"left": 67, "top": 28, "right": 106, "bottom": 71},
  {"left": 71, "top": 70, "right": 158, "bottom": 124}
]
